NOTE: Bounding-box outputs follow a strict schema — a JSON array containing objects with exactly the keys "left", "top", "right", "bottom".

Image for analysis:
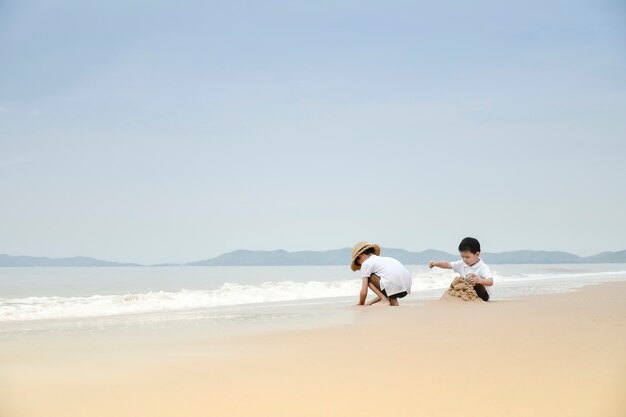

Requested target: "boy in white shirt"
[
  {"left": 351, "top": 241, "right": 412, "bottom": 306},
  {"left": 428, "top": 237, "right": 493, "bottom": 301}
]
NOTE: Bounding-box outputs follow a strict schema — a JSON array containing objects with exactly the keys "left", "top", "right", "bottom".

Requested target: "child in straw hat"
[{"left": 351, "top": 241, "right": 412, "bottom": 306}]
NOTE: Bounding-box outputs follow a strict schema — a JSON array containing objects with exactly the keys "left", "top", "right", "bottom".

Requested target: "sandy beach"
[{"left": 2, "top": 282, "right": 625, "bottom": 417}]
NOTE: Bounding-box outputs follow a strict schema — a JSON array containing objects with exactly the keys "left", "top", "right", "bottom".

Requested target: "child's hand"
[
  {"left": 467, "top": 274, "right": 481, "bottom": 285},
  {"left": 428, "top": 261, "right": 436, "bottom": 269}
]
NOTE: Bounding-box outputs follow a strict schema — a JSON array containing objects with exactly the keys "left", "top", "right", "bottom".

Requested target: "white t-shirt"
[
  {"left": 450, "top": 259, "right": 492, "bottom": 294},
  {"left": 360, "top": 255, "right": 412, "bottom": 296}
]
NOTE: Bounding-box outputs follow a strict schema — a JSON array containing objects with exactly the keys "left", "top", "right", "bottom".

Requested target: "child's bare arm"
[
  {"left": 429, "top": 261, "right": 452, "bottom": 269},
  {"left": 357, "top": 278, "right": 369, "bottom": 305},
  {"left": 468, "top": 275, "right": 494, "bottom": 286},
  {"left": 366, "top": 295, "right": 382, "bottom": 305},
  {"left": 367, "top": 282, "right": 387, "bottom": 305}
]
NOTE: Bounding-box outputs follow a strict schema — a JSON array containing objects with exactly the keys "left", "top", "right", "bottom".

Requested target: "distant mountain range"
[
  {"left": 1, "top": 248, "right": 626, "bottom": 267},
  {"left": 186, "top": 248, "right": 626, "bottom": 266}
]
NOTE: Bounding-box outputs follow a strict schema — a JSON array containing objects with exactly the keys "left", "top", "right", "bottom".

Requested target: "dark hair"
[
  {"left": 458, "top": 237, "right": 481, "bottom": 254},
  {"left": 362, "top": 248, "right": 376, "bottom": 256}
]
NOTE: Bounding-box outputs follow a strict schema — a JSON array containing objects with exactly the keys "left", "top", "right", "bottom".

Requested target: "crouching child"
[{"left": 351, "top": 241, "right": 412, "bottom": 306}]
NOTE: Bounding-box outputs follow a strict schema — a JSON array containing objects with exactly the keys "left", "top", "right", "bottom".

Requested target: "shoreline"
[
  {"left": 2, "top": 282, "right": 626, "bottom": 416},
  {"left": 2, "top": 263, "right": 625, "bottom": 326}
]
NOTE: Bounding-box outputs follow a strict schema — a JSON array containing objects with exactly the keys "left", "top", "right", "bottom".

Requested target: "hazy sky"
[{"left": 1, "top": 1, "right": 625, "bottom": 264}]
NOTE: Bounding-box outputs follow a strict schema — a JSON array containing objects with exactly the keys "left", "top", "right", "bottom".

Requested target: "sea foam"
[
  {"left": 2, "top": 268, "right": 624, "bottom": 322},
  {"left": 0, "top": 273, "right": 450, "bottom": 322}
]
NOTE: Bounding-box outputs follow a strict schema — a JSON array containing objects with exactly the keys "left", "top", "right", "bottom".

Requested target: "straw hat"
[{"left": 351, "top": 241, "right": 381, "bottom": 271}]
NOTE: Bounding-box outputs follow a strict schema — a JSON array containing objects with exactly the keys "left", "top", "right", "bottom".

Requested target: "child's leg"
[
  {"left": 388, "top": 291, "right": 408, "bottom": 306},
  {"left": 473, "top": 284, "right": 490, "bottom": 301}
]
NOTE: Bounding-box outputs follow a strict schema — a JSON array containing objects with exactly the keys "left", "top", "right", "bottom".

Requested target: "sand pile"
[{"left": 442, "top": 275, "right": 480, "bottom": 301}]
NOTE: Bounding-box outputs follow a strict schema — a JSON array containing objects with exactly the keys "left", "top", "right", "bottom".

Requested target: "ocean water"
[{"left": 1, "top": 264, "right": 625, "bottom": 332}]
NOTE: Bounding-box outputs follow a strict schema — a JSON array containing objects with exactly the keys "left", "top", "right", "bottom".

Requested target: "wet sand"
[{"left": 2, "top": 282, "right": 625, "bottom": 417}]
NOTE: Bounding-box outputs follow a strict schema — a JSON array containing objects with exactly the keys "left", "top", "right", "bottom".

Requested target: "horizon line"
[{"left": 1, "top": 247, "right": 625, "bottom": 266}]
